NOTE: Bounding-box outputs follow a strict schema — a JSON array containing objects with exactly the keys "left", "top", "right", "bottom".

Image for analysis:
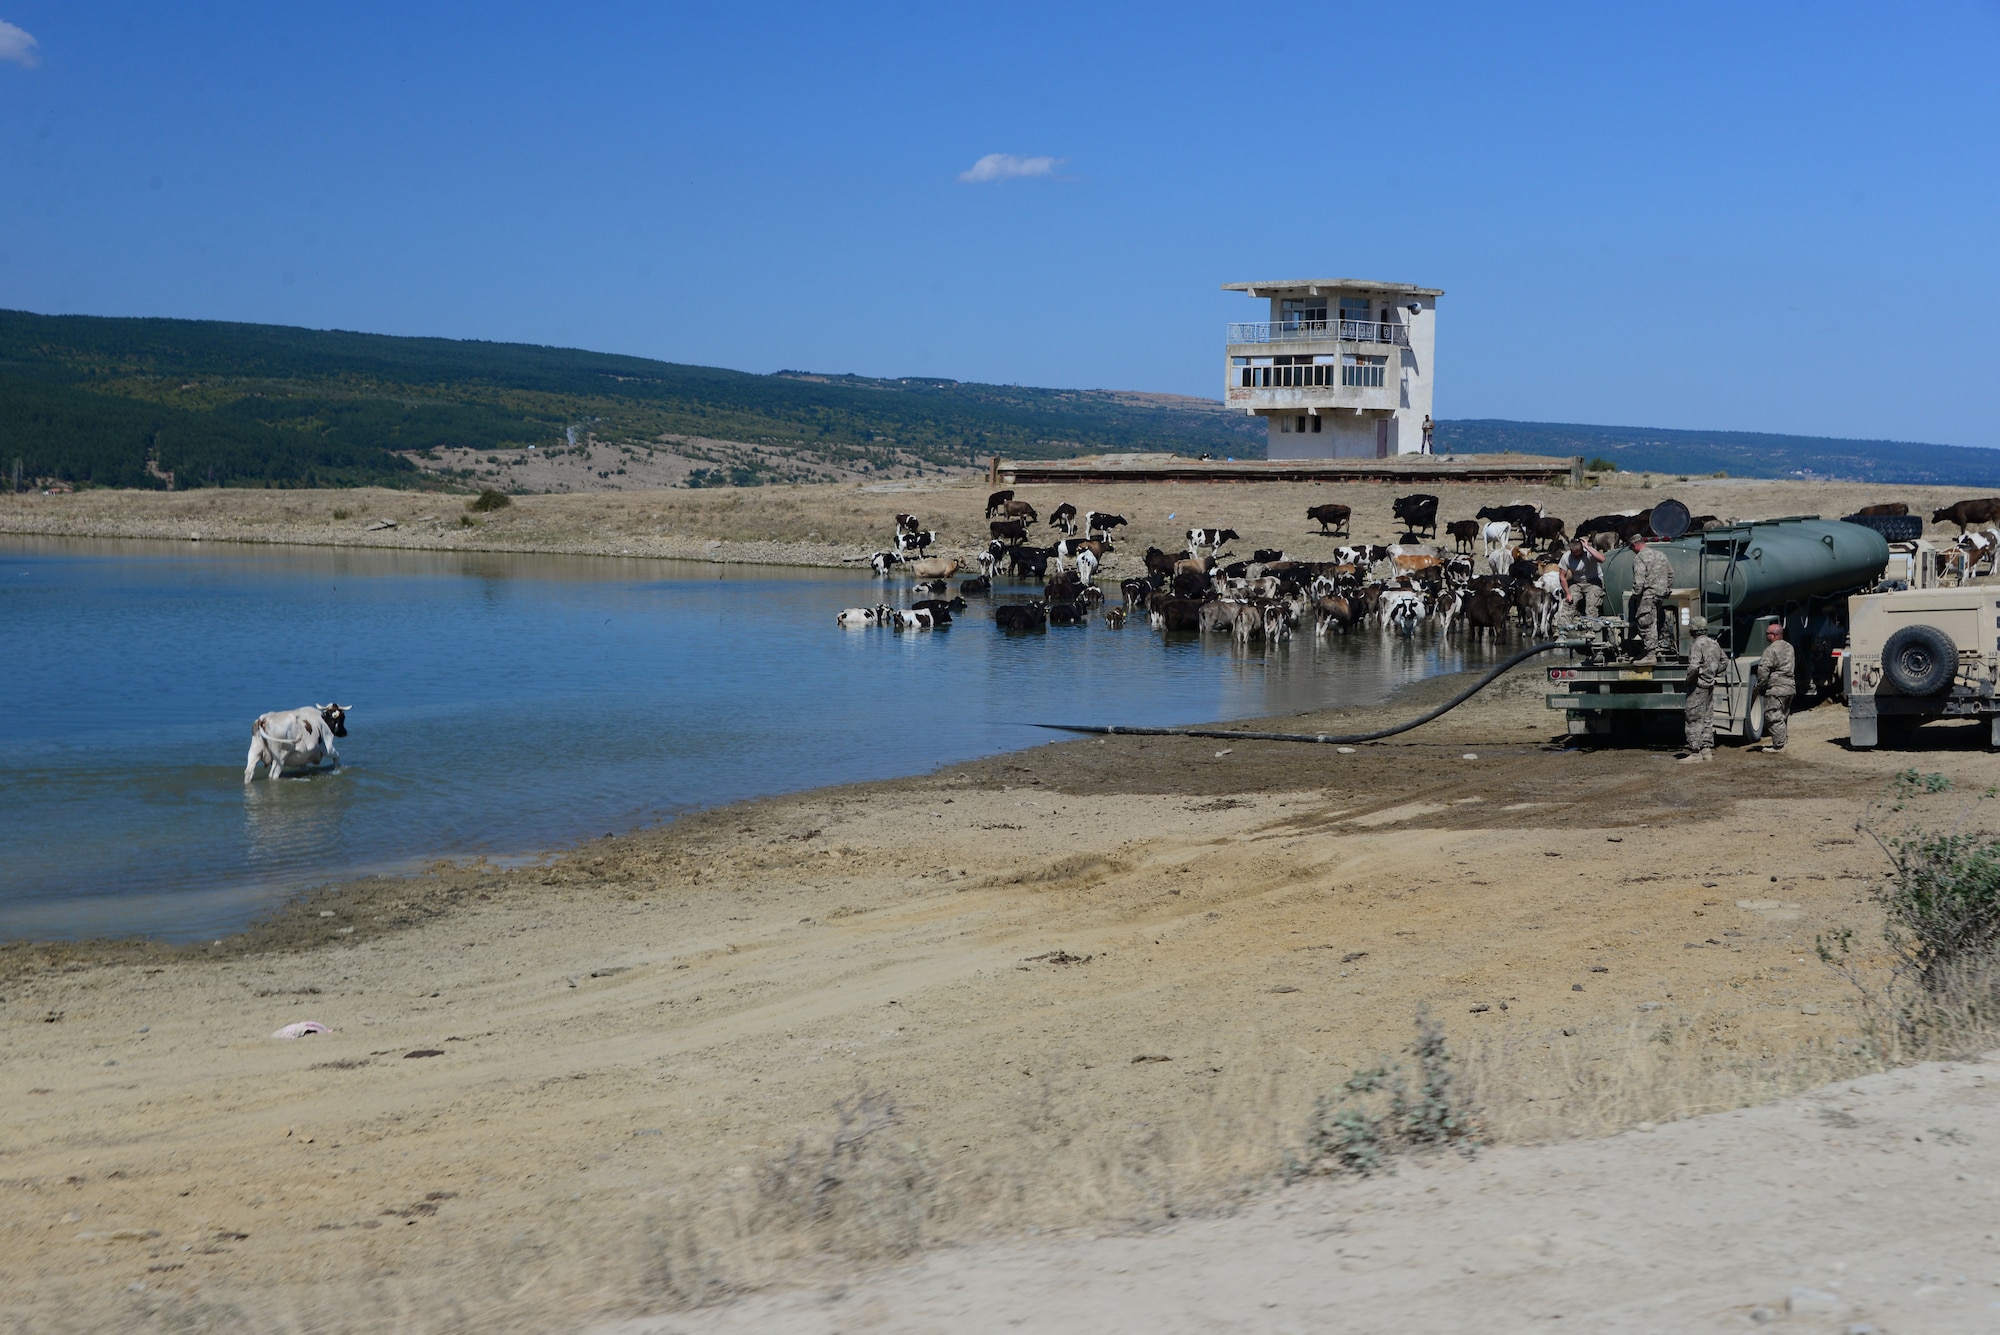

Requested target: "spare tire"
[{"left": 1881, "top": 624, "right": 1958, "bottom": 696}]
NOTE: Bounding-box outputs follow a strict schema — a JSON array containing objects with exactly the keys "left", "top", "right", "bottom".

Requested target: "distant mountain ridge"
[{"left": 1434, "top": 419, "right": 2000, "bottom": 487}]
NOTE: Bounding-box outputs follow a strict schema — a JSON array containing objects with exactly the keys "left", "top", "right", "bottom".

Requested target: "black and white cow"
[
  {"left": 1186, "top": 527, "right": 1239, "bottom": 558},
  {"left": 870, "top": 550, "right": 904, "bottom": 576},
  {"left": 244, "top": 704, "right": 349, "bottom": 782}
]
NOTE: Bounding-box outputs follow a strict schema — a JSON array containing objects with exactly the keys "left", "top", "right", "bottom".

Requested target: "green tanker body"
[{"left": 1551, "top": 515, "right": 1890, "bottom": 743}]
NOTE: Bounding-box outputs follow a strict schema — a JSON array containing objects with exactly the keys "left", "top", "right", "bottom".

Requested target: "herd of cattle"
[
  {"left": 840, "top": 489, "right": 2000, "bottom": 642},
  {"left": 840, "top": 490, "right": 1615, "bottom": 642}
]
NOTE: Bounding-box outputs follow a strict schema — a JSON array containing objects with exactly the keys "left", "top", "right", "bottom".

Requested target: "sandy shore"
[
  {"left": 0, "top": 471, "right": 1979, "bottom": 573},
  {"left": 5, "top": 656, "right": 1993, "bottom": 1332}
]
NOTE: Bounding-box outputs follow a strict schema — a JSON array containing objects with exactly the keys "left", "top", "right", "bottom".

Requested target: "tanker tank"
[{"left": 1602, "top": 516, "right": 1889, "bottom": 657}]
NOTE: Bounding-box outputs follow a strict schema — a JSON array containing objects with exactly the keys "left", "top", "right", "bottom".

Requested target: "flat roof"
[{"left": 1222, "top": 279, "right": 1444, "bottom": 298}]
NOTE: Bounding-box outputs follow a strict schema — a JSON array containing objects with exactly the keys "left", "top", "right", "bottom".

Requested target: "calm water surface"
[{"left": 2, "top": 537, "right": 1498, "bottom": 941}]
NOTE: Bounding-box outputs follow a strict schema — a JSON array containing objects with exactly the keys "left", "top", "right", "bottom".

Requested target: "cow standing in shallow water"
[{"left": 245, "top": 704, "right": 349, "bottom": 782}]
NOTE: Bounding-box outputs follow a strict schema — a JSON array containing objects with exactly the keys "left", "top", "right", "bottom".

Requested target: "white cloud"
[
  {"left": 0, "top": 20, "right": 39, "bottom": 67},
  {"left": 956, "top": 153, "right": 1062, "bottom": 184}
]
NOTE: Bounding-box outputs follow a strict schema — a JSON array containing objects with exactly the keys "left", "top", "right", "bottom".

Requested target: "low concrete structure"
[
  {"left": 991, "top": 453, "right": 1579, "bottom": 486},
  {"left": 1222, "top": 279, "right": 1441, "bottom": 461}
]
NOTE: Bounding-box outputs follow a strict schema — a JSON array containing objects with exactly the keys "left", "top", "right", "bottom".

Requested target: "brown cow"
[
  {"left": 1931, "top": 498, "right": 2000, "bottom": 534},
  {"left": 998, "top": 500, "right": 1039, "bottom": 525},
  {"left": 1855, "top": 502, "right": 1909, "bottom": 517},
  {"left": 1444, "top": 519, "right": 1481, "bottom": 553}
]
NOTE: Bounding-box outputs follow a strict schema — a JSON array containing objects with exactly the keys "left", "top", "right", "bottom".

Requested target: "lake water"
[{"left": 1, "top": 537, "right": 1499, "bottom": 942}]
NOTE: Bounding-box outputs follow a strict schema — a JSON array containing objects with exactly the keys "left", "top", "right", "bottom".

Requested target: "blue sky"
[{"left": 0, "top": 2, "right": 1995, "bottom": 446}]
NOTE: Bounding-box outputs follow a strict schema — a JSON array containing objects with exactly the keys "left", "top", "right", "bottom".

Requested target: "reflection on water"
[{"left": 1, "top": 536, "right": 1501, "bottom": 942}]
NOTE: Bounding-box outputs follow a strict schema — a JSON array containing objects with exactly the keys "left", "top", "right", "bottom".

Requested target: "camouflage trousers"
[
  {"left": 1764, "top": 693, "right": 1792, "bottom": 750},
  {"left": 1633, "top": 595, "right": 1672, "bottom": 656},
  {"left": 1684, "top": 686, "right": 1715, "bottom": 754},
  {"left": 1566, "top": 582, "right": 1603, "bottom": 619}
]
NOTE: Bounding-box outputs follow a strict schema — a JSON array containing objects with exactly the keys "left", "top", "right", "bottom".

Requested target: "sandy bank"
[
  {"left": 4, "top": 659, "right": 1989, "bottom": 1331},
  {"left": 0, "top": 472, "right": 1975, "bottom": 572}
]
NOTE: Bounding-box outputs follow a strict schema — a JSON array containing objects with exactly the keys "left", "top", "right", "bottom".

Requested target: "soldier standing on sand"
[
  {"left": 1754, "top": 622, "right": 1797, "bottom": 753},
  {"left": 1627, "top": 533, "right": 1676, "bottom": 664},
  {"left": 1679, "top": 616, "right": 1728, "bottom": 763}
]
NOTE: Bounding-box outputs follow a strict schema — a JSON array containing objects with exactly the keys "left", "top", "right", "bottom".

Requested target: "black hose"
[{"left": 1032, "top": 638, "right": 1583, "bottom": 746}]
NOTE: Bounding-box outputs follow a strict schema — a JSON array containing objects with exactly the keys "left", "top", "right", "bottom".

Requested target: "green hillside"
[
  {"left": 0, "top": 310, "right": 1262, "bottom": 490},
  {"left": 1436, "top": 419, "right": 2000, "bottom": 488}
]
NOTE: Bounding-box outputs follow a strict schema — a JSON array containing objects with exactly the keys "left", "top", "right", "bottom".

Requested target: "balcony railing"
[{"left": 1226, "top": 319, "right": 1410, "bottom": 347}]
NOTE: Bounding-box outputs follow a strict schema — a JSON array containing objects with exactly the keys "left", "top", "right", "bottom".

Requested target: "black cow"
[
  {"left": 994, "top": 602, "right": 1047, "bottom": 631},
  {"left": 910, "top": 597, "right": 963, "bottom": 624},
  {"left": 1046, "top": 598, "right": 1089, "bottom": 625},
  {"left": 1392, "top": 493, "right": 1439, "bottom": 539},
  {"left": 1445, "top": 519, "right": 1481, "bottom": 553},
  {"left": 1527, "top": 515, "right": 1567, "bottom": 550},
  {"left": 1050, "top": 502, "right": 1079, "bottom": 535},
  {"left": 985, "top": 489, "right": 1015, "bottom": 518},
  {"left": 1306, "top": 503, "right": 1351, "bottom": 536},
  {"left": 1007, "top": 545, "right": 1052, "bottom": 579},
  {"left": 1575, "top": 509, "right": 1653, "bottom": 544},
  {"left": 1476, "top": 503, "right": 1540, "bottom": 533},
  {"left": 1171, "top": 570, "right": 1213, "bottom": 599},
  {"left": 1153, "top": 596, "right": 1205, "bottom": 631},
  {"left": 990, "top": 518, "right": 1028, "bottom": 542},
  {"left": 959, "top": 575, "right": 991, "bottom": 595},
  {"left": 1250, "top": 548, "right": 1285, "bottom": 565},
  {"left": 1143, "top": 546, "right": 1179, "bottom": 578}
]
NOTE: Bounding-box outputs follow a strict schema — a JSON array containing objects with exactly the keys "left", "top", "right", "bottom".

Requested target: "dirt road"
[
  {"left": 630, "top": 1052, "right": 2000, "bottom": 1335},
  {"left": 5, "top": 662, "right": 1991, "bottom": 1332}
]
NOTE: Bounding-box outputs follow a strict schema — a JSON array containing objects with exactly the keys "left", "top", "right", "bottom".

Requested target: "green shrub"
[
  {"left": 467, "top": 488, "right": 511, "bottom": 512},
  {"left": 1287, "top": 1012, "right": 1479, "bottom": 1180},
  {"left": 1584, "top": 457, "right": 1619, "bottom": 473}
]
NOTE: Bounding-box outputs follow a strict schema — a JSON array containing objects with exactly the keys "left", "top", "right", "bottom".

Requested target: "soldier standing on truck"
[
  {"left": 1559, "top": 538, "right": 1605, "bottom": 620},
  {"left": 1753, "top": 622, "right": 1797, "bottom": 753},
  {"left": 1628, "top": 533, "right": 1676, "bottom": 664},
  {"left": 1679, "top": 616, "right": 1728, "bottom": 763}
]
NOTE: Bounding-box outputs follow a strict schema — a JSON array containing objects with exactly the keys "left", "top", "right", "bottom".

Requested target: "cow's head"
[{"left": 318, "top": 704, "right": 350, "bottom": 737}]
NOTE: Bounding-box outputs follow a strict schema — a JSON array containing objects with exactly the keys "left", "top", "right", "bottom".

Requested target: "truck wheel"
[{"left": 1880, "top": 624, "right": 1958, "bottom": 697}]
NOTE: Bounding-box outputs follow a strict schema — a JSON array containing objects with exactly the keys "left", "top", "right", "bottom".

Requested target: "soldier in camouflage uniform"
[
  {"left": 1754, "top": 621, "right": 1797, "bottom": 753},
  {"left": 1679, "top": 615, "right": 1728, "bottom": 763},
  {"left": 1627, "top": 534, "right": 1677, "bottom": 664}
]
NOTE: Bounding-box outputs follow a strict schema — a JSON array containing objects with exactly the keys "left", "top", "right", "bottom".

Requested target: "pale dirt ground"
[
  {"left": 413, "top": 435, "right": 965, "bottom": 495},
  {"left": 5, "top": 660, "right": 1998, "bottom": 1333},
  {"left": 626, "top": 1052, "right": 2000, "bottom": 1335},
  {"left": 0, "top": 471, "right": 1986, "bottom": 576}
]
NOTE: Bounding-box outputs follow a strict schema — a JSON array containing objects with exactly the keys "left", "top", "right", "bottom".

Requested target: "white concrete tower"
[{"left": 1222, "top": 279, "right": 1441, "bottom": 460}]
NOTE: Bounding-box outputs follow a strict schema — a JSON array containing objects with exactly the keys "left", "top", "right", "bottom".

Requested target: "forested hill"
[
  {"left": 0, "top": 310, "right": 1261, "bottom": 490},
  {"left": 1436, "top": 419, "right": 2000, "bottom": 487},
  {"left": 3, "top": 309, "right": 1993, "bottom": 490}
]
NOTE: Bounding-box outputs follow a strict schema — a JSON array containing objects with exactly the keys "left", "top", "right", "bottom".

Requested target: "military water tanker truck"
[{"left": 1547, "top": 508, "right": 1890, "bottom": 744}]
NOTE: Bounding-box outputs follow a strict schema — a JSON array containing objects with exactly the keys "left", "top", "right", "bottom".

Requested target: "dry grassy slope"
[
  {"left": 0, "top": 472, "right": 1983, "bottom": 571},
  {"left": 3, "top": 672, "right": 1986, "bottom": 1332}
]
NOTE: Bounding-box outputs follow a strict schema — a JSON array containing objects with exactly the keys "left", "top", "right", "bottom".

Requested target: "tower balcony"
[{"left": 1224, "top": 319, "right": 1411, "bottom": 348}]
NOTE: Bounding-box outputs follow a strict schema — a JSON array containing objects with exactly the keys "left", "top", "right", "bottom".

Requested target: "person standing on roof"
[
  {"left": 1627, "top": 533, "right": 1676, "bottom": 664},
  {"left": 1753, "top": 622, "right": 1797, "bottom": 753},
  {"left": 1679, "top": 616, "right": 1729, "bottom": 763}
]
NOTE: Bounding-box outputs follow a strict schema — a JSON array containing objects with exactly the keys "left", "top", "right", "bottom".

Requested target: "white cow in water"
[{"left": 244, "top": 704, "right": 349, "bottom": 782}]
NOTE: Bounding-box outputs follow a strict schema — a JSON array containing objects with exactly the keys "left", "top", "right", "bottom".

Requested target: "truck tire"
[{"left": 1880, "top": 624, "right": 1958, "bottom": 696}]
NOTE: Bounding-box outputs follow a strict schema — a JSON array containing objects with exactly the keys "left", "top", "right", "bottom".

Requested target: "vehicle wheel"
[
  {"left": 1880, "top": 624, "right": 1958, "bottom": 697},
  {"left": 1743, "top": 691, "right": 1765, "bottom": 744}
]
